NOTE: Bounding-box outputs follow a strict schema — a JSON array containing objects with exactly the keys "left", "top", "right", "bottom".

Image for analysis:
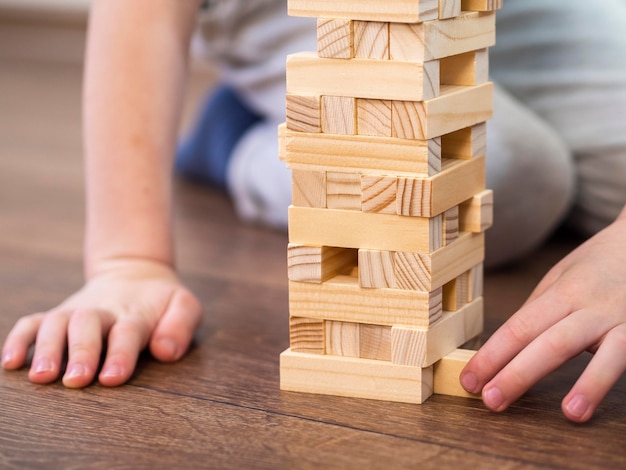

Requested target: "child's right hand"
[{"left": 1, "top": 258, "right": 203, "bottom": 388}]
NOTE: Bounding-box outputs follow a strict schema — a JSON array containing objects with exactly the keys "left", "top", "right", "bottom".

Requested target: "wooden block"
[
  {"left": 321, "top": 96, "right": 356, "bottom": 135},
  {"left": 439, "top": 0, "right": 461, "bottom": 19},
  {"left": 288, "top": 205, "right": 444, "bottom": 253},
  {"left": 393, "top": 232, "right": 484, "bottom": 291},
  {"left": 459, "top": 189, "right": 493, "bottom": 232},
  {"left": 317, "top": 18, "right": 353, "bottom": 59},
  {"left": 440, "top": 49, "right": 488, "bottom": 86},
  {"left": 280, "top": 349, "right": 434, "bottom": 404},
  {"left": 468, "top": 263, "right": 483, "bottom": 301},
  {"left": 359, "top": 324, "right": 392, "bottom": 361},
  {"left": 391, "top": 82, "right": 493, "bottom": 140},
  {"left": 361, "top": 175, "right": 397, "bottom": 214},
  {"left": 442, "top": 270, "right": 469, "bottom": 311},
  {"left": 396, "top": 157, "right": 485, "bottom": 218},
  {"left": 392, "top": 297, "right": 483, "bottom": 367},
  {"left": 292, "top": 169, "right": 326, "bottom": 208},
  {"left": 283, "top": 128, "right": 441, "bottom": 176},
  {"left": 286, "top": 94, "right": 321, "bottom": 133},
  {"left": 356, "top": 99, "right": 392, "bottom": 137},
  {"left": 289, "top": 317, "right": 325, "bottom": 354},
  {"left": 288, "top": 0, "right": 439, "bottom": 23},
  {"left": 289, "top": 275, "right": 443, "bottom": 327},
  {"left": 443, "top": 205, "right": 459, "bottom": 246},
  {"left": 325, "top": 321, "right": 360, "bottom": 357},
  {"left": 461, "top": 0, "right": 502, "bottom": 11},
  {"left": 441, "top": 122, "right": 486, "bottom": 160},
  {"left": 354, "top": 21, "right": 389, "bottom": 59},
  {"left": 326, "top": 171, "right": 361, "bottom": 210},
  {"left": 287, "top": 52, "right": 440, "bottom": 102},
  {"left": 433, "top": 349, "right": 481, "bottom": 399},
  {"left": 288, "top": 244, "right": 357, "bottom": 283},
  {"left": 389, "top": 11, "right": 495, "bottom": 62},
  {"left": 358, "top": 249, "right": 395, "bottom": 288}
]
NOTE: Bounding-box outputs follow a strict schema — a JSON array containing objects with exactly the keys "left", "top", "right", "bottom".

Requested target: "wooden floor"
[{"left": 1, "top": 48, "right": 625, "bottom": 470}]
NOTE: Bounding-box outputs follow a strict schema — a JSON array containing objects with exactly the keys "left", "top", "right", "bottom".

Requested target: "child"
[{"left": 2, "top": 0, "right": 625, "bottom": 424}]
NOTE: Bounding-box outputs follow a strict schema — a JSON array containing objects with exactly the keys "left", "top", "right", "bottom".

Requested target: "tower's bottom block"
[{"left": 280, "top": 349, "right": 434, "bottom": 404}]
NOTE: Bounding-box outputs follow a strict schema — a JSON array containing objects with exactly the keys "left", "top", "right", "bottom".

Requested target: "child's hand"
[
  {"left": 1, "top": 259, "right": 202, "bottom": 388},
  {"left": 461, "top": 213, "right": 626, "bottom": 423}
]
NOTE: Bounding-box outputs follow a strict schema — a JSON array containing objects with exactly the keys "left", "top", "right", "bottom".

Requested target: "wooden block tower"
[{"left": 279, "top": 0, "right": 501, "bottom": 404}]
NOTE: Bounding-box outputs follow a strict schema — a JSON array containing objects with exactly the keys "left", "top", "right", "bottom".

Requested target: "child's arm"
[
  {"left": 462, "top": 205, "right": 626, "bottom": 422},
  {"left": 1, "top": 0, "right": 204, "bottom": 388}
]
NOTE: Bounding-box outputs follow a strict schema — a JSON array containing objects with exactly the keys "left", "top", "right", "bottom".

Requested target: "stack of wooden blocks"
[{"left": 279, "top": 0, "right": 500, "bottom": 404}]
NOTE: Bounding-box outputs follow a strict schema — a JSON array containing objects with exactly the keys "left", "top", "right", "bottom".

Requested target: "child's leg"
[
  {"left": 176, "top": 86, "right": 262, "bottom": 188},
  {"left": 226, "top": 120, "right": 291, "bottom": 230},
  {"left": 490, "top": 0, "right": 626, "bottom": 236},
  {"left": 485, "top": 85, "right": 575, "bottom": 267}
]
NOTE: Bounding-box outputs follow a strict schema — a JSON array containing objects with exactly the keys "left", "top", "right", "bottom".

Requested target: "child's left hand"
[{"left": 461, "top": 209, "right": 626, "bottom": 422}]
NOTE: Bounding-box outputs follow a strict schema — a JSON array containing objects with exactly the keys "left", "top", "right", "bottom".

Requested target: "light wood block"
[
  {"left": 280, "top": 349, "right": 434, "bottom": 404},
  {"left": 443, "top": 205, "right": 459, "bottom": 245},
  {"left": 433, "top": 349, "right": 481, "bottom": 399},
  {"left": 461, "top": 0, "right": 502, "bottom": 11},
  {"left": 358, "top": 249, "right": 395, "bottom": 288},
  {"left": 439, "top": 0, "right": 461, "bottom": 19},
  {"left": 325, "top": 321, "right": 360, "bottom": 357},
  {"left": 289, "top": 317, "right": 325, "bottom": 354},
  {"left": 393, "top": 232, "right": 484, "bottom": 291},
  {"left": 361, "top": 175, "right": 397, "bottom": 214},
  {"left": 288, "top": 244, "right": 357, "bottom": 283},
  {"left": 354, "top": 21, "right": 389, "bottom": 59},
  {"left": 441, "top": 122, "right": 486, "bottom": 160},
  {"left": 389, "top": 11, "right": 495, "bottom": 62},
  {"left": 289, "top": 275, "right": 443, "bottom": 327},
  {"left": 359, "top": 324, "right": 392, "bottom": 361},
  {"left": 391, "top": 297, "right": 483, "bottom": 367},
  {"left": 288, "top": 0, "right": 439, "bottom": 23},
  {"left": 292, "top": 169, "right": 326, "bottom": 208},
  {"left": 459, "top": 189, "right": 493, "bottom": 232},
  {"left": 442, "top": 270, "right": 469, "bottom": 311},
  {"left": 391, "top": 83, "right": 493, "bottom": 140},
  {"left": 396, "top": 156, "right": 485, "bottom": 218},
  {"left": 287, "top": 52, "right": 440, "bottom": 102},
  {"left": 282, "top": 127, "right": 441, "bottom": 176},
  {"left": 468, "top": 263, "right": 484, "bottom": 301},
  {"left": 321, "top": 95, "right": 356, "bottom": 135},
  {"left": 317, "top": 18, "right": 353, "bottom": 59},
  {"left": 326, "top": 171, "right": 361, "bottom": 210},
  {"left": 286, "top": 94, "right": 321, "bottom": 133},
  {"left": 288, "top": 205, "right": 443, "bottom": 253},
  {"left": 440, "top": 49, "right": 488, "bottom": 86},
  {"left": 357, "top": 98, "right": 392, "bottom": 138}
]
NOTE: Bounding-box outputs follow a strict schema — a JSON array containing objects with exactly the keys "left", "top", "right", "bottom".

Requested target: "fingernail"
[
  {"left": 483, "top": 385, "right": 505, "bottom": 411},
  {"left": 33, "top": 358, "right": 54, "bottom": 374},
  {"left": 566, "top": 395, "right": 590, "bottom": 420},
  {"left": 2, "top": 351, "right": 14, "bottom": 367},
  {"left": 157, "top": 338, "right": 179, "bottom": 359},
  {"left": 100, "top": 364, "right": 122, "bottom": 378},
  {"left": 460, "top": 371, "right": 479, "bottom": 393},
  {"left": 65, "top": 364, "right": 85, "bottom": 379}
]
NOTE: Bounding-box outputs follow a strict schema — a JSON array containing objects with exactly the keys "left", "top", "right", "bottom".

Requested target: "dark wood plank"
[{"left": 1, "top": 45, "right": 625, "bottom": 470}]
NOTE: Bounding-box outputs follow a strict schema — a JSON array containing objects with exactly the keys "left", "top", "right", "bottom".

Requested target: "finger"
[
  {"left": 150, "top": 289, "right": 203, "bottom": 362},
  {"left": 62, "top": 309, "right": 112, "bottom": 389},
  {"left": 2, "top": 313, "right": 44, "bottom": 369},
  {"left": 461, "top": 292, "right": 572, "bottom": 393},
  {"left": 480, "top": 309, "right": 603, "bottom": 412},
  {"left": 98, "top": 316, "right": 151, "bottom": 387},
  {"left": 562, "top": 323, "right": 626, "bottom": 423},
  {"left": 28, "top": 311, "right": 71, "bottom": 384}
]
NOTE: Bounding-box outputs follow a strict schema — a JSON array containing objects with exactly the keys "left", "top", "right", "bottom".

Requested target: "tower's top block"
[{"left": 289, "top": 0, "right": 439, "bottom": 23}]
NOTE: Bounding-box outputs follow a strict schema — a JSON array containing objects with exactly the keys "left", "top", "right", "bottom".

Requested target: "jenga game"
[{"left": 279, "top": 0, "right": 500, "bottom": 404}]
